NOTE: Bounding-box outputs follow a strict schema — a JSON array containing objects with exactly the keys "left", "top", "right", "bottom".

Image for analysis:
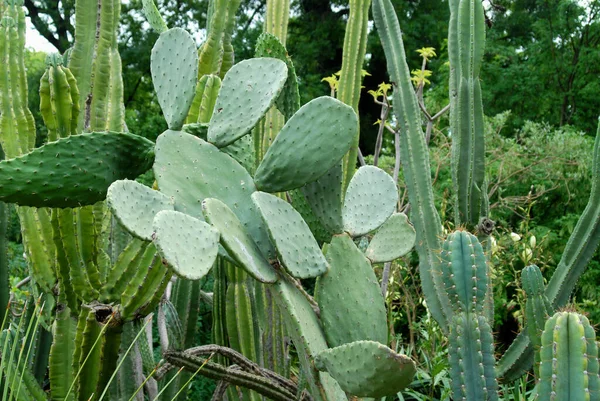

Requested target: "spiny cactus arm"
[
  {"left": 107, "top": 180, "right": 174, "bottom": 242},
  {"left": 337, "top": 0, "right": 371, "bottom": 192},
  {"left": 254, "top": 97, "right": 358, "bottom": 193},
  {"left": 448, "top": 313, "right": 499, "bottom": 400},
  {"left": 546, "top": 129, "right": 600, "bottom": 308},
  {"left": 39, "top": 56, "right": 80, "bottom": 141},
  {"left": 19, "top": 208, "right": 56, "bottom": 293},
  {"left": 365, "top": 212, "right": 416, "bottom": 263},
  {"left": 538, "top": 312, "right": 600, "bottom": 400},
  {"left": 194, "top": 74, "right": 221, "bottom": 124},
  {"left": 265, "top": 0, "right": 290, "bottom": 45},
  {"left": 197, "top": 0, "right": 228, "bottom": 77},
  {"left": 49, "top": 307, "right": 76, "bottom": 401},
  {"left": 208, "top": 58, "right": 288, "bottom": 147},
  {"left": 0, "top": 132, "right": 155, "bottom": 208},
  {"left": 316, "top": 233, "right": 387, "bottom": 347},
  {"left": 252, "top": 192, "right": 328, "bottom": 279},
  {"left": 0, "top": 202, "right": 6, "bottom": 325},
  {"left": 152, "top": 210, "right": 219, "bottom": 280},
  {"left": 101, "top": 238, "right": 148, "bottom": 302},
  {"left": 203, "top": 198, "right": 278, "bottom": 283},
  {"left": 154, "top": 130, "right": 275, "bottom": 258},
  {"left": 219, "top": 0, "right": 242, "bottom": 78},
  {"left": 372, "top": 0, "right": 449, "bottom": 331},
  {"left": 440, "top": 230, "right": 489, "bottom": 314},
  {"left": 141, "top": 0, "right": 167, "bottom": 33},
  {"left": 151, "top": 28, "right": 198, "bottom": 131},
  {"left": 314, "top": 340, "right": 416, "bottom": 398},
  {"left": 449, "top": 0, "right": 487, "bottom": 227},
  {"left": 107, "top": 43, "right": 125, "bottom": 132},
  {"left": 73, "top": 308, "right": 104, "bottom": 401},
  {"left": 342, "top": 165, "right": 398, "bottom": 237}
]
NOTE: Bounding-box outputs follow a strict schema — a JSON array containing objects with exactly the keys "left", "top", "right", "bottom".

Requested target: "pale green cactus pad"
[
  {"left": 342, "top": 165, "right": 398, "bottom": 237},
  {"left": 314, "top": 340, "right": 416, "bottom": 397},
  {"left": 152, "top": 210, "right": 219, "bottom": 280},
  {"left": 208, "top": 58, "right": 288, "bottom": 147},
  {"left": 254, "top": 96, "right": 358, "bottom": 193},
  {"left": 202, "top": 198, "right": 277, "bottom": 283},
  {"left": 252, "top": 192, "right": 328, "bottom": 279},
  {"left": 107, "top": 180, "right": 174, "bottom": 241},
  {"left": 142, "top": 0, "right": 167, "bottom": 33},
  {"left": 365, "top": 213, "right": 416, "bottom": 263},
  {"left": 316, "top": 233, "right": 387, "bottom": 347},
  {"left": 0, "top": 131, "right": 154, "bottom": 208},
  {"left": 151, "top": 28, "right": 198, "bottom": 130},
  {"left": 301, "top": 162, "right": 344, "bottom": 235},
  {"left": 154, "top": 130, "right": 274, "bottom": 258},
  {"left": 255, "top": 32, "right": 300, "bottom": 119}
]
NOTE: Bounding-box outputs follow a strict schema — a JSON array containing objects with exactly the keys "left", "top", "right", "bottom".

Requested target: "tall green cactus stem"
[
  {"left": 198, "top": 0, "right": 228, "bottom": 77},
  {"left": 219, "top": 0, "right": 242, "bottom": 78},
  {"left": 0, "top": 200, "right": 6, "bottom": 326},
  {"left": 141, "top": 0, "right": 167, "bottom": 33},
  {"left": 521, "top": 265, "right": 552, "bottom": 376},
  {"left": 337, "top": 0, "right": 371, "bottom": 192},
  {"left": 372, "top": 0, "right": 450, "bottom": 330},
  {"left": 39, "top": 54, "right": 80, "bottom": 141},
  {"left": 265, "top": 0, "right": 290, "bottom": 44},
  {"left": 49, "top": 307, "right": 76, "bottom": 401},
  {"left": 538, "top": 311, "right": 600, "bottom": 400},
  {"left": 448, "top": 0, "right": 487, "bottom": 228}
]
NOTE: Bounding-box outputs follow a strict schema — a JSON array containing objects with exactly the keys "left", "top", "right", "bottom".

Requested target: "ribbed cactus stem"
[
  {"left": 337, "top": 0, "right": 371, "bottom": 192},
  {"left": 538, "top": 311, "right": 600, "bottom": 400},
  {"left": 372, "top": 0, "right": 449, "bottom": 331},
  {"left": 219, "top": 0, "right": 242, "bottom": 78},
  {"left": 0, "top": 200, "right": 7, "bottom": 325},
  {"left": 265, "top": 0, "right": 290, "bottom": 45},
  {"left": 448, "top": 313, "right": 499, "bottom": 401},
  {"left": 449, "top": 0, "right": 487, "bottom": 228}
]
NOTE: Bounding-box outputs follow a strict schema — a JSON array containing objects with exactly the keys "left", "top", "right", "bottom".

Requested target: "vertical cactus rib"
[
  {"left": 219, "top": 0, "right": 242, "bottom": 78},
  {"left": 546, "top": 128, "right": 600, "bottom": 308},
  {"left": 0, "top": 201, "right": 6, "bottom": 325},
  {"left": 538, "top": 312, "right": 600, "bottom": 400},
  {"left": 49, "top": 307, "right": 77, "bottom": 401},
  {"left": 372, "top": 0, "right": 450, "bottom": 330},
  {"left": 265, "top": 0, "right": 290, "bottom": 45},
  {"left": 449, "top": 0, "right": 487, "bottom": 227},
  {"left": 448, "top": 313, "right": 499, "bottom": 401},
  {"left": 338, "top": 0, "right": 371, "bottom": 192}
]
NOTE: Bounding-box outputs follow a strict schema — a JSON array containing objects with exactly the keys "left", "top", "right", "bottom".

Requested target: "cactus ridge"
[
  {"left": 208, "top": 58, "right": 288, "bottom": 147},
  {"left": 538, "top": 311, "right": 600, "bottom": 400},
  {"left": 252, "top": 191, "right": 328, "bottom": 279},
  {"left": 316, "top": 233, "right": 387, "bottom": 348},
  {"left": 151, "top": 28, "right": 198, "bottom": 130},
  {"left": 202, "top": 197, "right": 278, "bottom": 284},
  {"left": 365, "top": 212, "right": 416, "bottom": 263},
  {"left": 314, "top": 340, "right": 416, "bottom": 398},
  {"left": 342, "top": 165, "right": 398, "bottom": 237},
  {"left": 141, "top": 0, "right": 167, "bottom": 33},
  {"left": 0, "top": 131, "right": 154, "bottom": 208},
  {"left": 254, "top": 96, "right": 358, "bottom": 193},
  {"left": 152, "top": 210, "right": 220, "bottom": 280}
]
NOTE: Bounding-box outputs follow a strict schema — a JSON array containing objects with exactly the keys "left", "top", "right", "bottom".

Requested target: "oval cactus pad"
[
  {"left": 153, "top": 210, "right": 219, "bottom": 280},
  {"left": 151, "top": 28, "right": 198, "bottom": 130},
  {"left": 342, "top": 165, "right": 398, "bottom": 237},
  {"left": 202, "top": 198, "right": 277, "bottom": 283},
  {"left": 107, "top": 180, "right": 174, "bottom": 241},
  {"left": 254, "top": 96, "right": 358, "bottom": 193},
  {"left": 252, "top": 192, "right": 328, "bottom": 279},
  {"left": 314, "top": 341, "right": 416, "bottom": 397},
  {"left": 365, "top": 213, "right": 416, "bottom": 263},
  {"left": 208, "top": 58, "right": 288, "bottom": 147}
]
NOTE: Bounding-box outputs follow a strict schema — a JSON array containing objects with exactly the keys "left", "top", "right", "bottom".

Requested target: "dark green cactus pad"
[
  {"left": 154, "top": 130, "right": 274, "bottom": 258},
  {"left": 202, "top": 198, "right": 277, "bottom": 283},
  {"left": 441, "top": 230, "right": 489, "bottom": 314},
  {"left": 314, "top": 340, "right": 416, "bottom": 397},
  {"left": 152, "top": 210, "right": 219, "bottom": 280},
  {"left": 365, "top": 213, "right": 416, "bottom": 263},
  {"left": 316, "top": 233, "right": 387, "bottom": 347},
  {"left": 208, "top": 58, "right": 288, "bottom": 147},
  {"left": 255, "top": 33, "right": 300, "bottom": 119},
  {"left": 107, "top": 180, "right": 174, "bottom": 241},
  {"left": 151, "top": 28, "right": 198, "bottom": 130},
  {"left": 448, "top": 313, "right": 499, "bottom": 401},
  {"left": 254, "top": 97, "right": 358, "bottom": 193},
  {"left": 251, "top": 192, "right": 328, "bottom": 279},
  {"left": 182, "top": 122, "right": 208, "bottom": 138},
  {"left": 342, "top": 165, "right": 398, "bottom": 237},
  {"left": 287, "top": 189, "right": 330, "bottom": 244},
  {"left": 539, "top": 312, "right": 600, "bottom": 400},
  {"left": 301, "top": 162, "right": 344, "bottom": 235},
  {"left": 0, "top": 132, "right": 154, "bottom": 208}
]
